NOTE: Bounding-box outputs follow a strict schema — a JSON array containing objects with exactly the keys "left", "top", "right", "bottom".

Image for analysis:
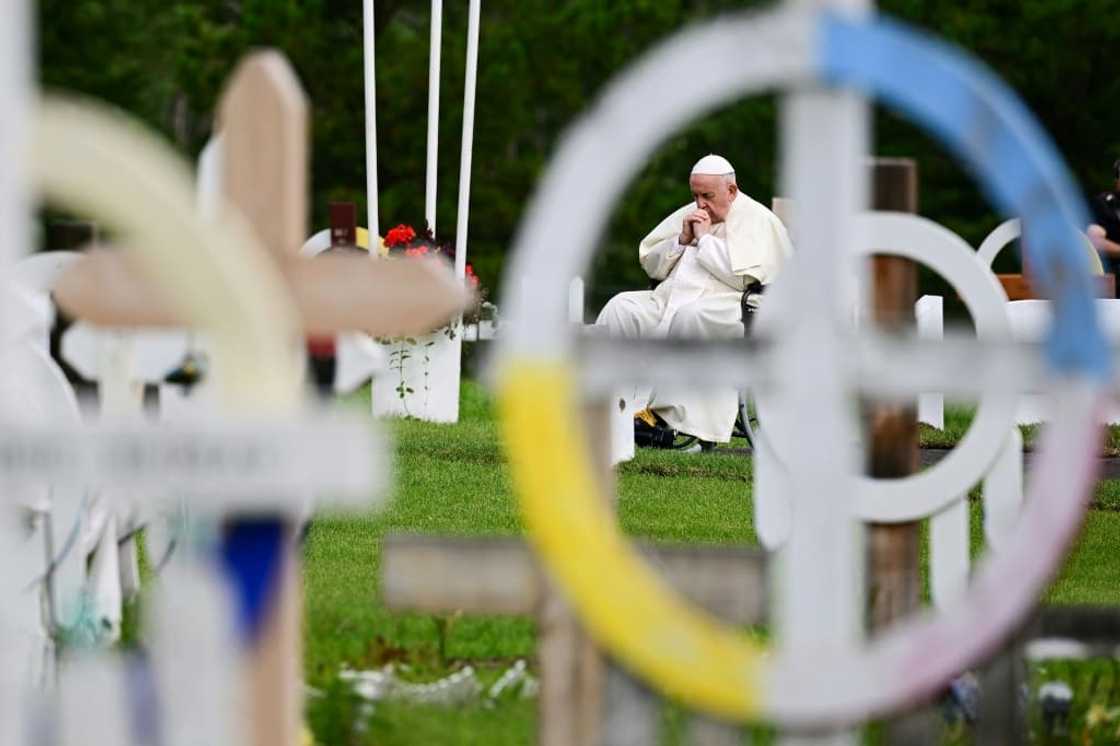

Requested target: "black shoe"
[
  {"left": 634, "top": 408, "right": 676, "bottom": 449},
  {"left": 163, "top": 352, "right": 207, "bottom": 390}
]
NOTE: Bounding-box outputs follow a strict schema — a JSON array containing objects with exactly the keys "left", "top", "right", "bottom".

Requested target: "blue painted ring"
[{"left": 821, "top": 13, "right": 1109, "bottom": 379}]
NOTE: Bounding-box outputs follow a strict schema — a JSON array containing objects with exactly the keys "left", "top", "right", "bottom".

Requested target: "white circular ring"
[{"left": 756, "top": 212, "right": 1018, "bottom": 522}]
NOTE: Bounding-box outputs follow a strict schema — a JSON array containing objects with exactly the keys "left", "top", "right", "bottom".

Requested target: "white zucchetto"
[{"left": 690, "top": 154, "right": 735, "bottom": 176}]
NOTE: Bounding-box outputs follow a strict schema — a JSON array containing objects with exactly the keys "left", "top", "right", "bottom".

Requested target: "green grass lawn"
[
  {"left": 919, "top": 404, "right": 1120, "bottom": 457},
  {"left": 304, "top": 382, "right": 1120, "bottom": 745}
]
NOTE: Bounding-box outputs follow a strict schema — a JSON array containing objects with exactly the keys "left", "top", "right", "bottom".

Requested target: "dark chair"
[{"left": 733, "top": 281, "right": 764, "bottom": 447}]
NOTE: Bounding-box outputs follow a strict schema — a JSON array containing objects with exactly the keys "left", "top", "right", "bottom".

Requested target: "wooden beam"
[
  {"left": 381, "top": 534, "right": 768, "bottom": 624},
  {"left": 217, "top": 51, "right": 308, "bottom": 746},
  {"left": 995, "top": 273, "right": 1115, "bottom": 300},
  {"left": 54, "top": 248, "right": 470, "bottom": 337},
  {"left": 218, "top": 51, "right": 309, "bottom": 262},
  {"left": 866, "top": 159, "right": 941, "bottom": 745},
  {"left": 866, "top": 157, "right": 921, "bottom": 633},
  {"left": 382, "top": 536, "right": 540, "bottom": 615}
]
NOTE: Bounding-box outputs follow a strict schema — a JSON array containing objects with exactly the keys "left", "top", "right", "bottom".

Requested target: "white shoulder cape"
[{"left": 638, "top": 192, "right": 793, "bottom": 284}]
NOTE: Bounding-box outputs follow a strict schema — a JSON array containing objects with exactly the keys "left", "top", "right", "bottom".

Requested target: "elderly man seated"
[{"left": 596, "top": 154, "right": 793, "bottom": 446}]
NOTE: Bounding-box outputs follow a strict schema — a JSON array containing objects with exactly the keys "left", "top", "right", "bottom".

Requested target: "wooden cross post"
[
  {"left": 46, "top": 50, "right": 468, "bottom": 746},
  {"left": 864, "top": 158, "right": 937, "bottom": 743},
  {"left": 866, "top": 163, "right": 923, "bottom": 746},
  {"left": 866, "top": 158, "right": 920, "bottom": 632},
  {"left": 178, "top": 50, "right": 465, "bottom": 746},
  {"left": 382, "top": 532, "right": 767, "bottom": 746},
  {"left": 215, "top": 52, "right": 311, "bottom": 746}
]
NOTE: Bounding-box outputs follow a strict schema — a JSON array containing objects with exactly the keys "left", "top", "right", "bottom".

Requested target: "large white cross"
[{"left": 496, "top": 0, "right": 1107, "bottom": 732}]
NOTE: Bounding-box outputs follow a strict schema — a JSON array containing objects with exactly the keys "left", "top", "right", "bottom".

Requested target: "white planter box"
[{"left": 372, "top": 325, "right": 462, "bottom": 423}]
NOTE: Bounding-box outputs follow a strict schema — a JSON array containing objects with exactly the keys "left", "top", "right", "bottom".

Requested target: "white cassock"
[{"left": 597, "top": 192, "right": 793, "bottom": 442}]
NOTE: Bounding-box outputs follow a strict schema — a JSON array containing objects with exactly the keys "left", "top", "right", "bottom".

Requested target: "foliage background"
[{"left": 39, "top": 0, "right": 1120, "bottom": 312}]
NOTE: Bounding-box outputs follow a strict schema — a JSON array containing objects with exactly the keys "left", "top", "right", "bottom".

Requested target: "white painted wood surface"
[
  {"left": 149, "top": 560, "right": 243, "bottom": 746},
  {"left": 373, "top": 330, "right": 462, "bottom": 422},
  {"left": 0, "top": 32, "right": 35, "bottom": 743},
  {"left": 197, "top": 135, "right": 224, "bottom": 221},
  {"left": 977, "top": 218, "right": 1022, "bottom": 268},
  {"left": 1006, "top": 298, "right": 1120, "bottom": 424},
  {"left": 754, "top": 430, "right": 792, "bottom": 551},
  {"left": 569, "top": 276, "right": 584, "bottom": 325},
  {"left": 57, "top": 655, "right": 131, "bottom": 746},
  {"left": 979, "top": 217, "right": 1103, "bottom": 275},
  {"left": 916, "top": 294, "right": 944, "bottom": 429},
  {"left": 983, "top": 428, "right": 1024, "bottom": 553},
  {"left": 774, "top": 80, "right": 867, "bottom": 746},
  {"left": 930, "top": 494, "right": 969, "bottom": 609}
]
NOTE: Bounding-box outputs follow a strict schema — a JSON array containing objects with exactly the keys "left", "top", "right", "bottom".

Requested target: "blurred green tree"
[{"left": 39, "top": 0, "right": 1120, "bottom": 311}]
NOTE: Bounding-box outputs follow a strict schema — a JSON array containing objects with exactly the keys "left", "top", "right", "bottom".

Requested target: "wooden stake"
[
  {"left": 865, "top": 159, "right": 939, "bottom": 743},
  {"left": 217, "top": 51, "right": 308, "bottom": 746},
  {"left": 866, "top": 157, "right": 920, "bottom": 632}
]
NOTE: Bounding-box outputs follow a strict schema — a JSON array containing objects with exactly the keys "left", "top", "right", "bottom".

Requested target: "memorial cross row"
[{"left": 2, "top": 40, "right": 467, "bottom": 746}]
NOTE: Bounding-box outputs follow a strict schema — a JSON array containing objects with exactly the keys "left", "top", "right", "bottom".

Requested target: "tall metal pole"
[
  {"left": 425, "top": 0, "right": 443, "bottom": 235},
  {"left": 363, "top": 0, "right": 380, "bottom": 245},
  {"left": 453, "top": 0, "right": 481, "bottom": 281}
]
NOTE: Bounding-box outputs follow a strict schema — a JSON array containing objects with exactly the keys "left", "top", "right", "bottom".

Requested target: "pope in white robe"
[{"left": 596, "top": 155, "right": 793, "bottom": 443}]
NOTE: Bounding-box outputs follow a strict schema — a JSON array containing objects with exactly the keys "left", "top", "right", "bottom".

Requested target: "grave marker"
[
  {"left": 5, "top": 47, "right": 464, "bottom": 746},
  {"left": 493, "top": 0, "right": 1107, "bottom": 733},
  {"left": 381, "top": 535, "right": 766, "bottom": 745}
]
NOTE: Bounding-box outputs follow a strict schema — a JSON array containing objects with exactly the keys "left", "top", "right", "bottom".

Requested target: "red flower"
[
  {"left": 465, "top": 263, "right": 480, "bottom": 288},
  {"left": 385, "top": 224, "right": 417, "bottom": 248}
]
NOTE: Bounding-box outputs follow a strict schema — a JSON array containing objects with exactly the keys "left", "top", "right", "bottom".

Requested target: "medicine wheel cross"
[{"left": 494, "top": 5, "right": 1110, "bottom": 727}]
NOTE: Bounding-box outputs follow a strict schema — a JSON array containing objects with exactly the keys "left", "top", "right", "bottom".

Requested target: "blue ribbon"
[{"left": 219, "top": 519, "right": 287, "bottom": 644}]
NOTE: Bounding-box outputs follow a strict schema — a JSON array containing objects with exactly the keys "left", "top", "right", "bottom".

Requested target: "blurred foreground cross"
[
  {"left": 41, "top": 50, "right": 468, "bottom": 746},
  {"left": 381, "top": 534, "right": 767, "bottom": 746}
]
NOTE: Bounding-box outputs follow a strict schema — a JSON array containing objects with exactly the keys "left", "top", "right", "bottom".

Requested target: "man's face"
[{"left": 689, "top": 173, "right": 737, "bottom": 223}]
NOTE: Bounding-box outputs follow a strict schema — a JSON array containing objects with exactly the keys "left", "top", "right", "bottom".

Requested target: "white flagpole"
[
  {"left": 425, "top": 0, "right": 443, "bottom": 236},
  {"left": 363, "top": 0, "right": 380, "bottom": 247},
  {"left": 453, "top": 0, "right": 481, "bottom": 281}
]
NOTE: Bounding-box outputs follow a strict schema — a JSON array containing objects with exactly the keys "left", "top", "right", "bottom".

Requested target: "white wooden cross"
[
  {"left": 1, "top": 2, "right": 45, "bottom": 740},
  {"left": 2, "top": 21, "right": 467, "bottom": 745},
  {"left": 11, "top": 98, "right": 377, "bottom": 746},
  {"left": 494, "top": 0, "right": 1108, "bottom": 738}
]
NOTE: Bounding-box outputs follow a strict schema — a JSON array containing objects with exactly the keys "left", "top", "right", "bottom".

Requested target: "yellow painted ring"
[{"left": 497, "top": 360, "right": 766, "bottom": 720}]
